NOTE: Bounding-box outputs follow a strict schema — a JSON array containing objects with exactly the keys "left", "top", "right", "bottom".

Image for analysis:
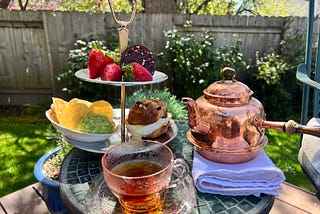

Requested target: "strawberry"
[
  {"left": 100, "top": 63, "right": 122, "bottom": 81},
  {"left": 88, "top": 48, "right": 115, "bottom": 79},
  {"left": 122, "top": 62, "right": 153, "bottom": 82}
]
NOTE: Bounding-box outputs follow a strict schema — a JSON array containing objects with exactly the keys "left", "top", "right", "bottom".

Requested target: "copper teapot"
[{"left": 183, "top": 67, "right": 320, "bottom": 163}]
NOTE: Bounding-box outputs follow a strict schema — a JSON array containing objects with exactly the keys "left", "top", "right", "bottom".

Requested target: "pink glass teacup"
[{"left": 101, "top": 140, "right": 189, "bottom": 213}]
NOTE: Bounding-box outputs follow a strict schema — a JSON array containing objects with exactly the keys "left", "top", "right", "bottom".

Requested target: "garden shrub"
[
  {"left": 157, "top": 21, "right": 247, "bottom": 99},
  {"left": 251, "top": 31, "right": 305, "bottom": 120}
]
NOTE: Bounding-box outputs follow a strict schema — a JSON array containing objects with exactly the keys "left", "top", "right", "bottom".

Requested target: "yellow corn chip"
[
  {"left": 90, "top": 100, "right": 113, "bottom": 122},
  {"left": 69, "top": 98, "right": 92, "bottom": 108},
  {"left": 52, "top": 97, "right": 68, "bottom": 106},
  {"left": 58, "top": 102, "right": 91, "bottom": 130},
  {"left": 49, "top": 110, "right": 59, "bottom": 123},
  {"left": 51, "top": 97, "right": 68, "bottom": 123}
]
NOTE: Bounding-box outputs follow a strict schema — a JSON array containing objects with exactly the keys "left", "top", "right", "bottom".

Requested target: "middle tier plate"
[{"left": 64, "top": 109, "right": 178, "bottom": 153}]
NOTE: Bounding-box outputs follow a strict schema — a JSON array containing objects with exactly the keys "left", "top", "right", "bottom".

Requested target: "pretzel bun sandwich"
[{"left": 126, "top": 98, "right": 173, "bottom": 142}]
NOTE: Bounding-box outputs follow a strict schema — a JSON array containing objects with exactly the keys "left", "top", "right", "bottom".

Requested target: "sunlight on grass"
[
  {"left": 265, "top": 130, "right": 316, "bottom": 192},
  {"left": 0, "top": 116, "right": 54, "bottom": 197}
]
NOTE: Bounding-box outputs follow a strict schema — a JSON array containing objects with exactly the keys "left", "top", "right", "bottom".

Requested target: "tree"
[
  {"left": 17, "top": 0, "right": 28, "bottom": 10},
  {"left": 258, "top": 0, "right": 304, "bottom": 17},
  {"left": 177, "top": 0, "right": 238, "bottom": 15},
  {"left": 178, "top": 0, "right": 304, "bottom": 16},
  {"left": 5, "top": 0, "right": 305, "bottom": 17},
  {"left": 141, "top": 0, "right": 178, "bottom": 13}
]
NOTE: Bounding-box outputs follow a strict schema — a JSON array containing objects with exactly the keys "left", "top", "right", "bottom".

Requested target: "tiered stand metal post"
[{"left": 108, "top": 0, "right": 138, "bottom": 142}]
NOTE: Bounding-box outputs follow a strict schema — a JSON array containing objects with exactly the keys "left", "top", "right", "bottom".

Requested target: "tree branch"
[
  {"left": 193, "top": 0, "right": 211, "bottom": 14},
  {"left": 18, "top": 0, "right": 29, "bottom": 10}
]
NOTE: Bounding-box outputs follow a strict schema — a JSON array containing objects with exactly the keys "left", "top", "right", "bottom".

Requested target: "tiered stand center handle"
[
  {"left": 107, "top": 0, "right": 139, "bottom": 142},
  {"left": 108, "top": 0, "right": 138, "bottom": 54}
]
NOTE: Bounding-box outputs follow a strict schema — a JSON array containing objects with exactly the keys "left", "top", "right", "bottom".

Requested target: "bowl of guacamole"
[{"left": 46, "top": 110, "right": 118, "bottom": 143}]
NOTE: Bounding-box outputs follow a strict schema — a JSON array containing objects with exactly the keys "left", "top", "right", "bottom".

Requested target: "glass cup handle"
[{"left": 167, "top": 158, "right": 189, "bottom": 189}]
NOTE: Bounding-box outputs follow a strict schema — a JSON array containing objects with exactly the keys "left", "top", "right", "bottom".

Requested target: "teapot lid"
[{"left": 203, "top": 67, "right": 253, "bottom": 106}]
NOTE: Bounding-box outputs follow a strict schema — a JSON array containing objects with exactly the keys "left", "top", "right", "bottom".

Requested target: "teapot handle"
[{"left": 260, "top": 120, "right": 320, "bottom": 137}]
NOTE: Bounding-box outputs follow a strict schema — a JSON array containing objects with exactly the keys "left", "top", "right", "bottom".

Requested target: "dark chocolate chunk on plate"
[{"left": 120, "top": 45, "right": 156, "bottom": 75}]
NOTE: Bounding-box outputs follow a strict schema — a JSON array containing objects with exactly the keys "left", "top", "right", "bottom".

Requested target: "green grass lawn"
[
  {"left": 0, "top": 105, "right": 55, "bottom": 197},
  {"left": 264, "top": 129, "right": 316, "bottom": 192},
  {"left": 0, "top": 105, "right": 317, "bottom": 197}
]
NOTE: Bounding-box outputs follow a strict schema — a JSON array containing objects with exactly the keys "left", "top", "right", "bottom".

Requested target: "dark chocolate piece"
[{"left": 120, "top": 45, "right": 156, "bottom": 75}]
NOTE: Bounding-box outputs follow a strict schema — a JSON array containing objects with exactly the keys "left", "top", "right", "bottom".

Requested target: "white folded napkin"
[{"left": 192, "top": 149, "right": 285, "bottom": 197}]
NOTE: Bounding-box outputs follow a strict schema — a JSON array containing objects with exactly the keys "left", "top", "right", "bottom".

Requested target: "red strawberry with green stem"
[
  {"left": 122, "top": 62, "right": 153, "bottom": 82},
  {"left": 100, "top": 63, "right": 122, "bottom": 81},
  {"left": 87, "top": 45, "right": 116, "bottom": 79}
]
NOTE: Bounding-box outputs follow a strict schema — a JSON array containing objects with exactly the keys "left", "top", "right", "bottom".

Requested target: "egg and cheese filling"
[{"left": 126, "top": 117, "right": 169, "bottom": 139}]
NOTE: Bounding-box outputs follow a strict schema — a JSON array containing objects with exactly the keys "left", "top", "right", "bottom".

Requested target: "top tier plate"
[{"left": 75, "top": 69, "right": 168, "bottom": 86}]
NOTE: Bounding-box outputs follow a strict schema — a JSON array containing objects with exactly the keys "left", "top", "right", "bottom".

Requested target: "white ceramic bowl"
[{"left": 46, "top": 109, "right": 117, "bottom": 143}]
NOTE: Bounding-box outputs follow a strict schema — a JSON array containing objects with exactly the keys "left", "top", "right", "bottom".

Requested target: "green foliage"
[
  {"left": 57, "top": 39, "right": 119, "bottom": 103},
  {"left": 177, "top": 0, "right": 304, "bottom": 16},
  {"left": 45, "top": 126, "right": 73, "bottom": 167},
  {"left": 251, "top": 0, "right": 305, "bottom": 17},
  {"left": 59, "top": 0, "right": 144, "bottom": 13},
  {"left": 0, "top": 106, "right": 52, "bottom": 197},
  {"left": 264, "top": 129, "right": 316, "bottom": 192},
  {"left": 126, "top": 88, "right": 188, "bottom": 120},
  {"left": 158, "top": 21, "right": 247, "bottom": 99},
  {"left": 12, "top": 0, "right": 305, "bottom": 17},
  {"left": 252, "top": 32, "right": 304, "bottom": 120},
  {"left": 177, "top": 0, "right": 238, "bottom": 15},
  {"left": 256, "top": 50, "right": 287, "bottom": 85}
]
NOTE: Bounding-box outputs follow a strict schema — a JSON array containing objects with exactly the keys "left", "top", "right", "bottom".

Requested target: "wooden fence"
[{"left": 0, "top": 10, "right": 309, "bottom": 106}]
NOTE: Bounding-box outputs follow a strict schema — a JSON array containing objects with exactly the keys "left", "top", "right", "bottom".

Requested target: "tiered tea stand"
[{"left": 76, "top": 0, "right": 167, "bottom": 143}]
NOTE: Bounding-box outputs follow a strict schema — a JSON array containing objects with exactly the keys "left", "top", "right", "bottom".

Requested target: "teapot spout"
[{"left": 182, "top": 97, "right": 197, "bottom": 130}]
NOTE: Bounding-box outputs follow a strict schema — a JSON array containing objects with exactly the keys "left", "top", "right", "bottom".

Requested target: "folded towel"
[{"left": 192, "top": 149, "right": 285, "bottom": 197}]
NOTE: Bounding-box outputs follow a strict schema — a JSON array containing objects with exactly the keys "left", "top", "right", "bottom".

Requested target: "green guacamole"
[{"left": 76, "top": 114, "right": 114, "bottom": 134}]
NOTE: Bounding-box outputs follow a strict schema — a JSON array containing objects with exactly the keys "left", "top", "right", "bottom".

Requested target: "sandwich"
[{"left": 126, "top": 98, "right": 173, "bottom": 142}]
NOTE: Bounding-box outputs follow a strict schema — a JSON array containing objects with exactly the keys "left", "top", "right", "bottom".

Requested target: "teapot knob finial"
[{"left": 221, "top": 67, "right": 237, "bottom": 82}]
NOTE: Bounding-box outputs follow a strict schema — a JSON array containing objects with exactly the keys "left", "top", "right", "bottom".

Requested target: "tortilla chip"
[
  {"left": 58, "top": 102, "right": 91, "bottom": 130},
  {"left": 52, "top": 97, "right": 67, "bottom": 105},
  {"left": 69, "top": 98, "right": 92, "bottom": 108},
  {"left": 49, "top": 110, "right": 59, "bottom": 123},
  {"left": 51, "top": 97, "right": 68, "bottom": 123},
  {"left": 90, "top": 100, "right": 114, "bottom": 122}
]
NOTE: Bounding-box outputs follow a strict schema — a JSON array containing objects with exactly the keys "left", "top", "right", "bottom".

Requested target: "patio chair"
[{"left": 296, "top": 0, "right": 320, "bottom": 198}]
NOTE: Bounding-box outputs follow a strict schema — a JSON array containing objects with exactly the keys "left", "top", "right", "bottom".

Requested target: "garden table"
[{"left": 59, "top": 120, "right": 275, "bottom": 213}]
